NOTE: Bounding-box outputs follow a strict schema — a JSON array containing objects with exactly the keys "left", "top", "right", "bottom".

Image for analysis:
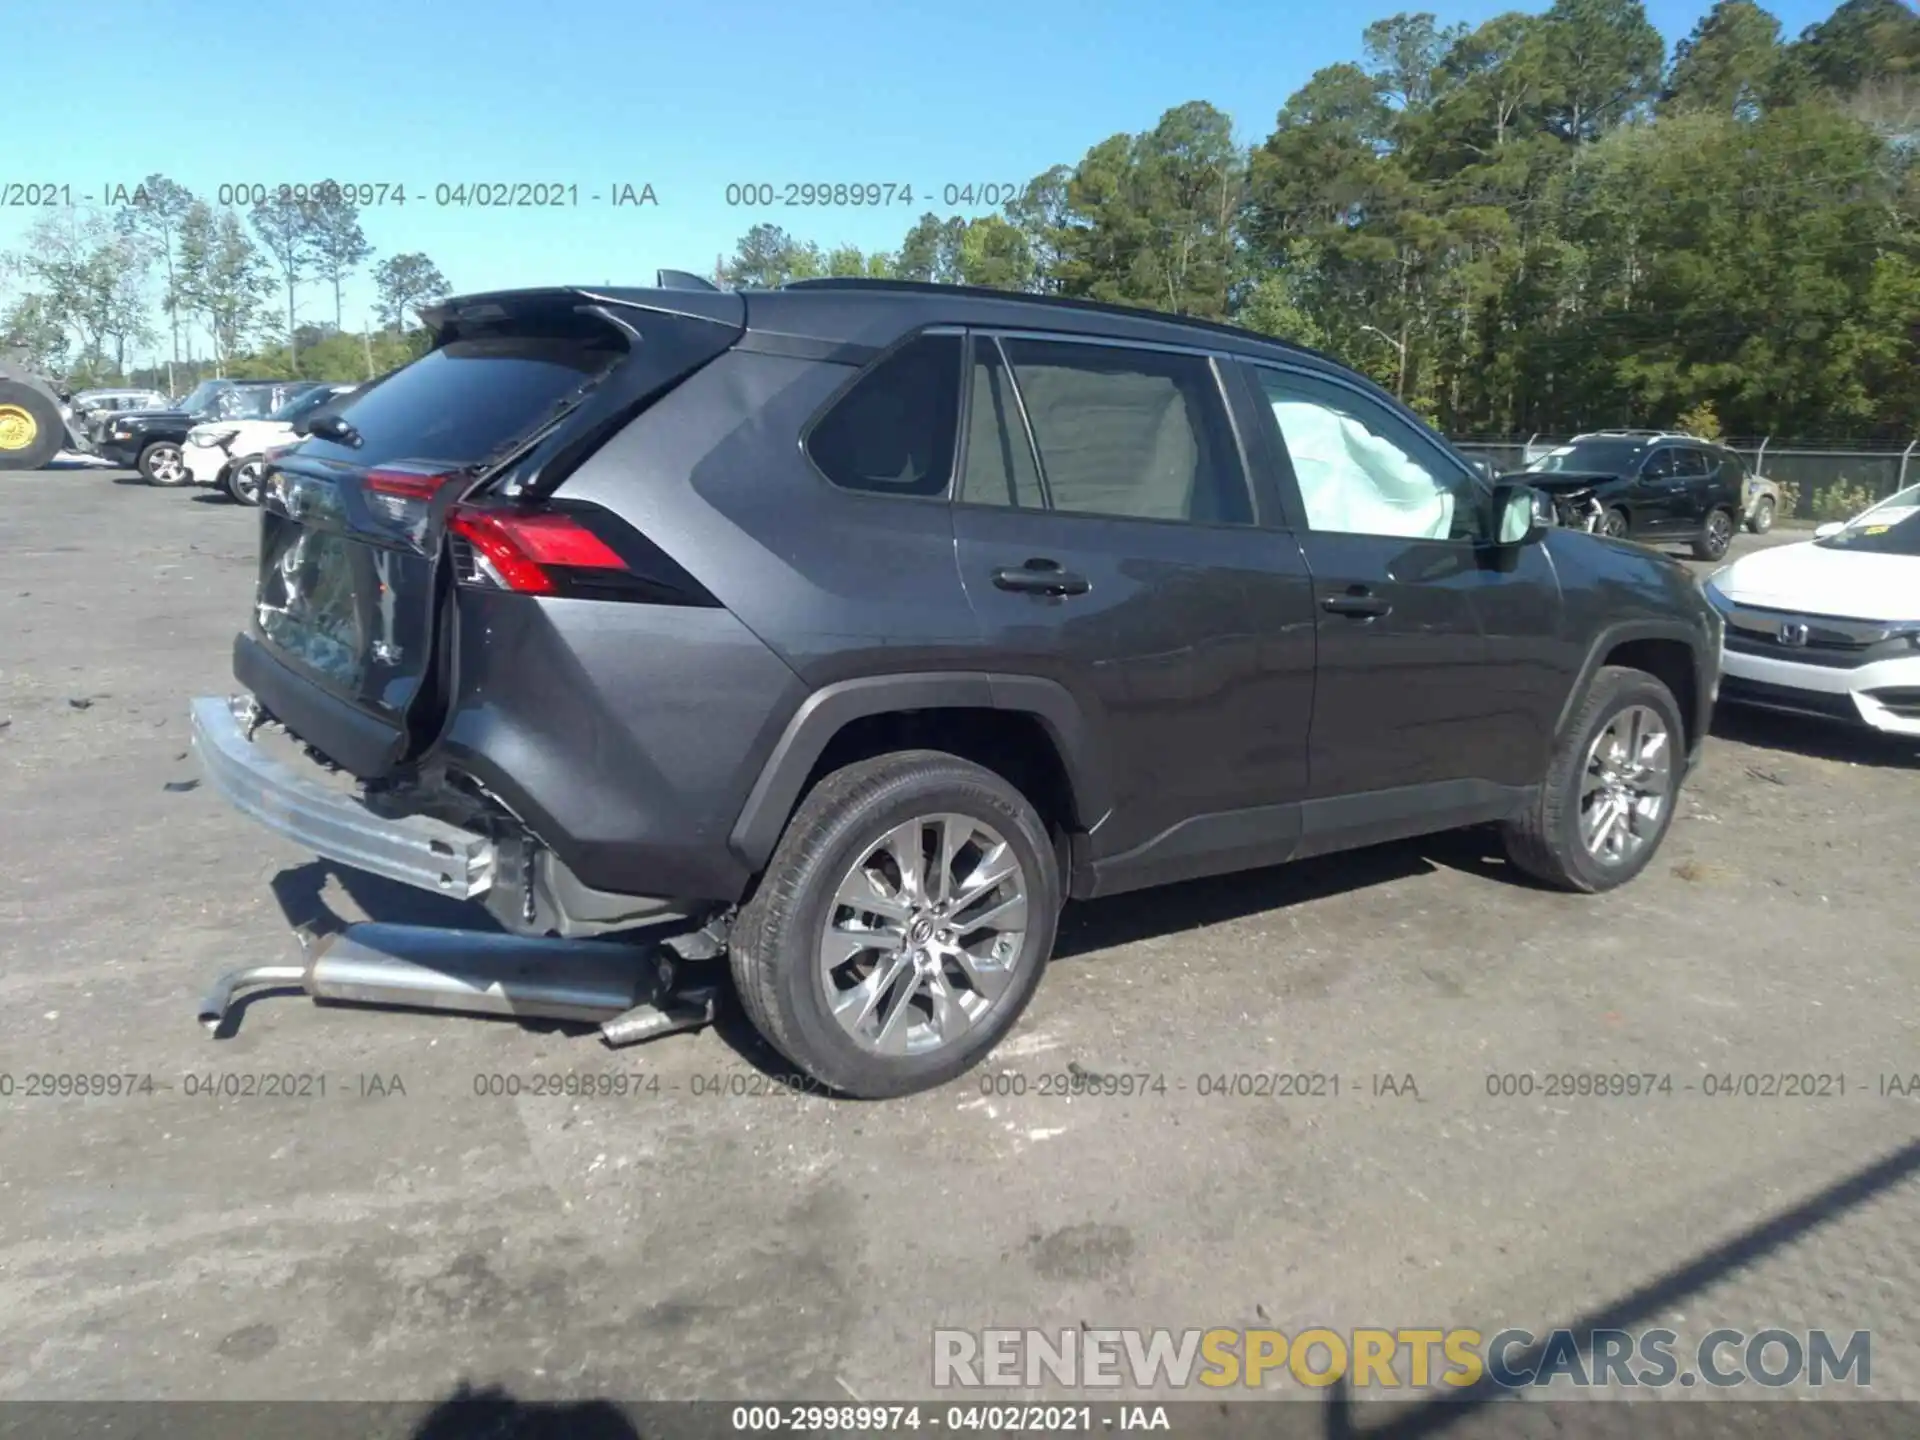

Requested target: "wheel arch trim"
[
  {"left": 727, "top": 671, "right": 1110, "bottom": 872},
  {"left": 1556, "top": 619, "right": 1712, "bottom": 752}
]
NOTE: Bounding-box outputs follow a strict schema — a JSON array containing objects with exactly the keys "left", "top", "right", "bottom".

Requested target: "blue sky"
[{"left": 7, "top": 0, "right": 1840, "bottom": 359}]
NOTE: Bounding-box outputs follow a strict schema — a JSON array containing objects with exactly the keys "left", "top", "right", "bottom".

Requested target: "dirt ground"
[{"left": 0, "top": 467, "right": 1914, "bottom": 1432}]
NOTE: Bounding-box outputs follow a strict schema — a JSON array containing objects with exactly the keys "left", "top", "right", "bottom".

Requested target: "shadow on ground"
[{"left": 1710, "top": 704, "right": 1919, "bottom": 770}]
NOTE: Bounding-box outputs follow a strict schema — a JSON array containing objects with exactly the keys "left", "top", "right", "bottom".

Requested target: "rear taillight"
[
  {"left": 445, "top": 501, "right": 721, "bottom": 606},
  {"left": 447, "top": 506, "right": 626, "bottom": 595},
  {"left": 365, "top": 463, "right": 463, "bottom": 543}
]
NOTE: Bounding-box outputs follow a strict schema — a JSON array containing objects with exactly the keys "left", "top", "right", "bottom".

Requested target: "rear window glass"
[{"left": 295, "top": 327, "right": 627, "bottom": 469}]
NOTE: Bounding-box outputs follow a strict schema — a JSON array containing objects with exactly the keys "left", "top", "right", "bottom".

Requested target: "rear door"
[
  {"left": 241, "top": 291, "right": 744, "bottom": 778},
  {"left": 951, "top": 332, "right": 1316, "bottom": 882},
  {"left": 1669, "top": 445, "right": 1715, "bottom": 532},
  {"left": 1631, "top": 446, "right": 1685, "bottom": 535}
]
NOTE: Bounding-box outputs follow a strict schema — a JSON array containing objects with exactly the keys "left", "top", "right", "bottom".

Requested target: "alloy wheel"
[
  {"left": 1706, "top": 510, "right": 1733, "bottom": 551},
  {"left": 230, "top": 460, "right": 264, "bottom": 505},
  {"left": 1580, "top": 705, "right": 1671, "bottom": 865},
  {"left": 1602, "top": 510, "right": 1629, "bottom": 539},
  {"left": 148, "top": 446, "right": 185, "bottom": 484},
  {"left": 819, "top": 813, "right": 1030, "bottom": 1056}
]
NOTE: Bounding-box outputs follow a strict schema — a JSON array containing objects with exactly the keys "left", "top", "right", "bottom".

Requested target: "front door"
[
  {"left": 1237, "top": 362, "right": 1564, "bottom": 851},
  {"left": 951, "top": 333, "right": 1318, "bottom": 887}
]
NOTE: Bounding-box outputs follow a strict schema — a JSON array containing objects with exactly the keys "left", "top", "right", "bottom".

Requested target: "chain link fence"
[{"left": 1452, "top": 435, "right": 1918, "bottom": 525}]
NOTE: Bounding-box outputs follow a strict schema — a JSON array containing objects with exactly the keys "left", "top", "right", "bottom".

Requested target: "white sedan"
[
  {"left": 183, "top": 383, "right": 359, "bottom": 503},
  {"left": 1704, "top": 483, "right": 1920, "bottom": 736}
]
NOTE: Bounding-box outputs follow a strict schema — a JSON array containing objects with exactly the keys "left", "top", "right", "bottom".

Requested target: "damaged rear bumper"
[
  {"left": 190, "top": 694, "right": 497, "bottom": 898},
  {"left": 189, "top": 694, "right": 696, "bottom": 938}
]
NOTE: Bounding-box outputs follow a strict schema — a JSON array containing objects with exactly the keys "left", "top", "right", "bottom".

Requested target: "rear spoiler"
[{"left": 419, "top": 285, "right": 743, "bottom": 345}]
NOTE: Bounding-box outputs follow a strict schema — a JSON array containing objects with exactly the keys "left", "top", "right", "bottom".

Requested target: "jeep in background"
[
  {"left": 1517, "top": 430, "right": 1747, "bottom": 559},
  {"left": 190, "top": 279, "right": 1723, "bottom": 1098}
]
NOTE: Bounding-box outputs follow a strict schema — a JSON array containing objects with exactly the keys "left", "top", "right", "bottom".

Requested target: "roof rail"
[{"left": 777, "top": 277, "right": 1337, "bottom": 362}]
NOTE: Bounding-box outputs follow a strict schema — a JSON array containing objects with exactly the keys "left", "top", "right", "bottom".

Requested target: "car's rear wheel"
[
  {"left": 138, "top": 441, "right": 188, "bottom": 487},
  {"left": 1601, "top": 506, "right": 1630, "bottom": 539},
  {"left": 0, "top": 380, "right": 64, "bottom": 471},
  {"left": 730, "top": 750, "right": 1061, "bottom": 1099},
  {"left": 1501, "top": 665, "right": 1684, "bottom": 894},
  {"left": 1692, "top": 507, "right": 1735, "bottom": 560},
  {"left": 1747, "top": 497, "right": 1775, "bottom": 534},
  {"left": 225, "top": 455, "right": 266, "bottom": 506}
]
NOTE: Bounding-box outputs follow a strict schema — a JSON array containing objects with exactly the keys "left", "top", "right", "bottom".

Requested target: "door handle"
[
  {"left": 1321, "top": 589, "right": 1392, "bottom": 619},
  {"left": 992, "top": 561, "right": 1090, "bottom": 597}
]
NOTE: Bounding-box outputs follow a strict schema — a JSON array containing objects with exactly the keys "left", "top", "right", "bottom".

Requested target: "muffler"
[{"left": 197, "top": 923, "right": 717, "bottom": 1044}]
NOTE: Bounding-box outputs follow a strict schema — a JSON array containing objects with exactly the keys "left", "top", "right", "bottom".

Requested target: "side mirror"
[
  {"left": 290, "top": 416, "right": 312, "bottom": 437},
  {"left": 1813, "top": 521, "right": 1844, "bottom": 539},
  {"left": 1491, "top": 482, "right": 1549, "bottom": 546}
]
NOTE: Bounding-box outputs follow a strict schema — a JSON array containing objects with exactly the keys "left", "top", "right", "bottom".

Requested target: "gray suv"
[{"left": 191, "top": 278, "right": 1722, "bottom": 1097}]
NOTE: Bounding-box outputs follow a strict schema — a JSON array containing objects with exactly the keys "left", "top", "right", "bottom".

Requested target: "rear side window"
[
  {"left": 1675, "top": 448, "right": 1711, "bottom": 477},
  {"left": 295, "top": 322, "right": 628, "bottom": 469},
  {"left": 998, "top": 339, "right": 1252, "bottom": 525},
  {"left": 805, "top": 333, "right": 962, "bottom": 498}
]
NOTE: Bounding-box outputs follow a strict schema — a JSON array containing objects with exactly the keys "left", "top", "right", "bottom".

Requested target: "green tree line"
[
  {"left": 0, "top": 177, "right": 450, "bottom": 390},
  {"left": 721, "top": 0, "right": 1920, "bottom": 440}
]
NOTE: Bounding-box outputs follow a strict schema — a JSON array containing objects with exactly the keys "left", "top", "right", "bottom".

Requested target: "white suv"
[{"left": 184, "top": 383, "right": 359, "bottom": 503}]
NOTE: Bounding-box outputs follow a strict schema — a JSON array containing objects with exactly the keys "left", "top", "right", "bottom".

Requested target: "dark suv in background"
[
  {"left": 191, "top": 279, "right": 1722, "bottom": 1097},
  {"left": 1517, "top": 430, "right": 1746, "bottom": 559}
]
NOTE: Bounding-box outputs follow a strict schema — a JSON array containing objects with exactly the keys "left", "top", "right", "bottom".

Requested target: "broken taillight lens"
[{"left": 364, "top": 463, "right": 463, "bottom": 544}]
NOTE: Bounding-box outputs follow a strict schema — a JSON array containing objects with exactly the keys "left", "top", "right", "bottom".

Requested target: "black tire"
[
  {"left": 729, "top": 750, "right": 1062, "bottom": 1099},
  {"left": 1501, "top": 665, "right": 1685, "bottom": 894},
  {"left": 1692, "top": 507, "right": 1735, "bottom": 560},
  {"left": 0, "top": 380, "right": 65, "bottom": 471},
  {"left": 1601, "top": 507, "right": 1630, "bottom": 539},
  {"left": 1747, "top": 497, "right": 1774, "bottom": 535},
  {"left": 138, "top": 440, "right": 189, "bottom": 487},
  {"left": 225, "top": 454, "right": 267, "bottom": 506}
]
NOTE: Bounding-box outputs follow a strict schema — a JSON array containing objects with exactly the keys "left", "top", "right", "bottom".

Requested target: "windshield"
[
  {"left": 272, "top": 386, "right": 346, "bottom": 423},
  {"left": 1526, "top": 438, "right": 1646, "bottom": 474},
  {"left": 176, "top": 381, "right": 226, "bottom": 414},
  {"left": 1817, "top": 504, "right": 1920, "bottom": 556}
]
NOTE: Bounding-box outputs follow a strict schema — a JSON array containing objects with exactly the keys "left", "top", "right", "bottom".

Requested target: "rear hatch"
[{"left": 239, "top": 286, "right": 744, "bottom": 779}]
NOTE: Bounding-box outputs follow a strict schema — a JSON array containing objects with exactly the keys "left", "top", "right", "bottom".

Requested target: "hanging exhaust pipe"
[{"left": 197, "top": 923, "right": 716, "bottom": 1043}]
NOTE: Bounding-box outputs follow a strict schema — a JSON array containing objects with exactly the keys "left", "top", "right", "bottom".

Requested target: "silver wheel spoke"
[
  {"left": 932, "top": 815, "right": 969, "bottom": 905},
  {"left": 875, "top": 821, "right": 928, "bottom": 908},
  {"left": 948, "top": 944, "right": 1013, "bottom": 1003},
  {"left": 950, "top": 842, "right": 1019, "bottom": 915},
  {"left": 873, "top": 968, "right": 924, "bottom": 1054},
  {"left": 834, "top": 953, "right": 911, "bottom": 1031},
  {"left": 956, "top": 891, "right": 1027, "bottom": 936},
  {"left": 925, "top": 969, "right": 974, "bottom": 1044}
]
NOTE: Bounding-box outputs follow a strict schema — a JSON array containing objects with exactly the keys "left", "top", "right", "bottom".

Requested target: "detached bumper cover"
[{"left": 189, "top": 694, "right": 497, "bottom": 898}]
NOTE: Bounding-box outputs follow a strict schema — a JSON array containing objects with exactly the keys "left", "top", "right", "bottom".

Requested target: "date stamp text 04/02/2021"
[{"left": 3, "top": 180, "right": 1028, "bottom": 210}]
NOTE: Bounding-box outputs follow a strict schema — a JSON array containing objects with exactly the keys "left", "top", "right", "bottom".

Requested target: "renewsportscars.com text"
[{"left": 932, "top": 1326, "right": 1871, "bottom": 1391}]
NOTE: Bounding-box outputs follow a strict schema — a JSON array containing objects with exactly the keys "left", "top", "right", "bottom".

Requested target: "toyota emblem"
[{"left": 1778, "top": 621, "right": 1810, "bottom": 646}]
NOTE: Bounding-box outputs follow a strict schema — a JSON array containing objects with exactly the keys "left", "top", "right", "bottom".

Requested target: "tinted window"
[
  {"left": 807, "top": 333, "right": 962, "bottom": 498},
  {"left": 1254, "top": 367, "right": 1481, "bottom": 541},
  {"left": 1674, "top": 448, "right": 1711, "bottom": 477},
  {"left": 998, "top": 339, "right": 1250, "bottom": 525},
  {"left": 295, "top": 324, "right": 627, "bottom": 469},
  {"left": 957, "top": 338, "right": 1044, "bottom": 509}
]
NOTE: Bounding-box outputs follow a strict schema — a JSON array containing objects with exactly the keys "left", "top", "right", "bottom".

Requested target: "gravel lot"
[{"left": 1, "top": 469, "right": 1915, "bottom": 1430}]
